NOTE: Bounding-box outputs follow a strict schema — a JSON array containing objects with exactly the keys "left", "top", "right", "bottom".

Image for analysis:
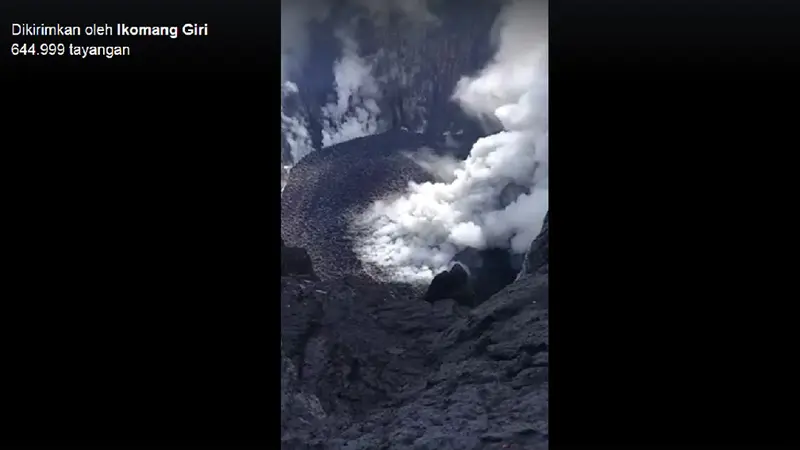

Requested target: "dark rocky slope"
[
  {"left": 281, "top": 215, "right": 549, "bottom": 449},
  {"left": 518, "top": 212, "right": 548, "bottom": 280}
]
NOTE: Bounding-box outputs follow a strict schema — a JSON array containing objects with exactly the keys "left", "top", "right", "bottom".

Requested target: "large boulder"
[
  {"left": 423, "top": 262, "right": 475, "bottom": 307},
  {"left": 424, "top": 246, "right": 519, "bottom": 308},
  {"left": 451, "top": 248, "right": 519, "bottom": 306}
]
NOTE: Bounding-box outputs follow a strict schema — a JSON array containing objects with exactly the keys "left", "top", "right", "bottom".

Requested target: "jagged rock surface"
[
  {"left": 424, "top": 263, "right": 475, "bottom": 307},
  {"left": 518, "top": 212, "right": 549, "bottom": 280},
  {"left": 281, "top": 217, "right": 549, "bottom": 450},
  {"left": 450, "top": 248, "right": 519, "bottom": 305}
]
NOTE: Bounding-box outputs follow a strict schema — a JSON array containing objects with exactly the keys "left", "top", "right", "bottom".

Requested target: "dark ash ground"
[{"left": 281, "top": 213, "right": 548, "bottom": 449}]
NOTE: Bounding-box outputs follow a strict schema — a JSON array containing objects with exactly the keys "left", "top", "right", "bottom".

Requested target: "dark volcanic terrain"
[
  {"left": 281, "top": 214, "right": 549, "bottom": 449},
  {"left": 281, "top": 2, "right": 548, "bottom": 448}
]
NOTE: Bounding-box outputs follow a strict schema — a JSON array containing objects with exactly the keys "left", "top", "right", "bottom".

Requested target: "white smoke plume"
[
  {"left": 353, "top": 0, "right": 549, "bottom": 282},
  {"left": 321, "top": 29, "right": 384, "bottom": 147},
  {"left": 281, "top": 109, "right": 313, "bottom": 164},
  {"left": 319, "top": 0, "right": 440, "bottom": 147},
  {"left": 281, "top": 0, "right": 436, "bottom": 83},
  {"left": 281, "top": 0, "right": 330, "bottom": 192},
  {"left": 282, "top": 0, "right": 439, "bottom": 162},
  {"left": 403, "top": 147, "right": 461, "bottom": 183},
  {"left": 281, "top": 82, "right": 314, "bottom": 191}
]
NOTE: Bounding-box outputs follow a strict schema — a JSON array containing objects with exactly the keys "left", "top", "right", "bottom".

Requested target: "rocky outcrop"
[
  {"left": 449, "top": 248, "right": 519, "bottom": 306},
  {"left": 281, "top": 338, "right": 328, "bottom": 444},
  {"left": 517, "top": 212, "right": 549, "bottom": 280},
  {"left": 281, "top": 215, "right": 549, "bottom": 449},
  {"left": 424, "top": 262, "right": 475, "bottom": 307}
]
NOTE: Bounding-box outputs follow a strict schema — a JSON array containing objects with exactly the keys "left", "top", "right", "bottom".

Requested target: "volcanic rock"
[
  {"left": 450, "top": 248, "right": 519, "bottom": 306},
  {"left": 518, "top": 211, "right": 549, "bottom": 280},
  {"left": 423, "top": 262, "right": 475, "bottom": 307},
  {"left": 281, "top": 214, "right": 549, "bottom": 449}
]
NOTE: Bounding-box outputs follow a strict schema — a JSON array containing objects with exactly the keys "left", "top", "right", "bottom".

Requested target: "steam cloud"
[
  {"left": 281, "top": 0, "right": 438, "bottom": 183},
  {"left": 282, "top": 82, "right": 314, "bottom": 190},
  {"left": 353, "top": 0, "right": 549, "bottom": 282},
  {"left": 320, "top": 0, "right": 438, "bottom": 147},
  {"left": 321, "top": 29, "right": 384, "bottom": 147},
  {"left": 281, "top": 0, "right": 329, "bottom": 190}
]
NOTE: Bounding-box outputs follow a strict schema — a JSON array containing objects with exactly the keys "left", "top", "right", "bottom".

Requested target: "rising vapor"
[
  {"left": 321, "top": 29, "right": 384, "bottom": 147},
  {"left": 320, "top": 0, "right": 438, "bottom": 147},
  {"left": 281, "top": 0, "right": 329, "bottom": 190},
  {"left": 353, "top": 0, "right": 549, "bottom": 282},
  {"left": 281, "top": 82, "right": 314, "bottom": 191},
  {"left": 281, "top": 0, "right": 440, "bottom": 182}
]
